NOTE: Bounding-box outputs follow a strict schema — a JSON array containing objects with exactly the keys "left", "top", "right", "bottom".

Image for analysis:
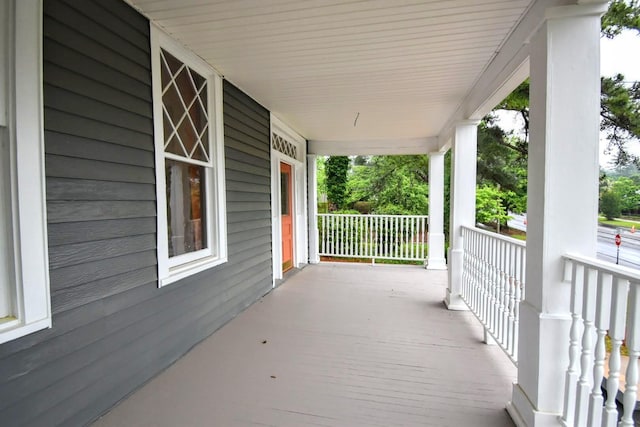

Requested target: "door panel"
[{"left": 280, "top": 162, "right": 293, "bottom": 272}]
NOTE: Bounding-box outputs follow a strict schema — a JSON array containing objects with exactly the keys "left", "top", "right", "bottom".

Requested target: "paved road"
[{"left": 507, "top": 213, "right": 640, "bottom": 269}]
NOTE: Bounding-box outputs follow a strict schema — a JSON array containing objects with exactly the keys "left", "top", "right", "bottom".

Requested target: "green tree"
[
  {"left": 316, "top": 156, "right": 327, "bottom": 201},
  {"left": 601, "top": 75, "right": 640, "bottom": 166},
  {"left": 477, "top": 118, "right": 527, "bottom": 193},
  {"left": 476, "top": 185, "right": 511, "bottom": 229},
  {"left": 325, "top": 156, "right": 350, "bottom": 210},
  {"left": 602, "top": 0, "right": 640, "bottom": 38},
  {"left": 601, "top": 190, "right": 623, "bottom": 219},
  {"left": 347, "top": 155, "right": 429, "bottom": 215},
  {"left": 611, "top": 176, "right": 640, "bottom": 213},
  {"left": 596, "top": 0, "right": 639, "bottom": 165}
]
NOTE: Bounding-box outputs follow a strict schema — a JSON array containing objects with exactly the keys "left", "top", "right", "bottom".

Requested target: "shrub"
[
  {"left": 600, "top": 190, "right": 622, "bottom": 220},
  {"left": 352, "top": 201, "right": 372, "bottom": 214}
]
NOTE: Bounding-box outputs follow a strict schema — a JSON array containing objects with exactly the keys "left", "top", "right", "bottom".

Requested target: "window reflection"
[{"left": 166, "top": 160, "right": 207, "bottom": 257}]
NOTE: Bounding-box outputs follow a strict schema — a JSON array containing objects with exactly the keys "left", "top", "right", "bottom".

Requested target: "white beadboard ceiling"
[{"left": 128, "top": 0, "right": 533, "bottom": 143}]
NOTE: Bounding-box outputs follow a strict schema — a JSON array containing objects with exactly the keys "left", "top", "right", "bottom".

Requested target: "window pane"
[
  {"left": 161, "top": 48, "right": 209, "bottom": 163},
  {"left": 166, "top": 159, "right": 207, "bottom": 257},
  {"left": 281, "top": 172, "right": 289, "bottom": 215},
  {"left": 0, "top": 135, "right": 14, "bottom": 319}
]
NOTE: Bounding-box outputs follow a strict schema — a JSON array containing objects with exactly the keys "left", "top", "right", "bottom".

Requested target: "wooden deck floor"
[{"left": 92, "top": 263, "right": 516, "bottom": 427}]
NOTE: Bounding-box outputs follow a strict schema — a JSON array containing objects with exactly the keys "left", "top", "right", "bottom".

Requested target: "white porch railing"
[
  {"left": 460, "top": 225, "right": 526, "bottom": 364},
  {"left": 561, "top": 254, "right": 640, "bottom": 427},
  {"left": 317, "top": 214, "right": 428, "bottom": 262}
]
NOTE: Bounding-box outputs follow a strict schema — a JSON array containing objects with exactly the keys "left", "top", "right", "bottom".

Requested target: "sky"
[{"left": 601, "top": 31, "right": 640, "bottom": 81}]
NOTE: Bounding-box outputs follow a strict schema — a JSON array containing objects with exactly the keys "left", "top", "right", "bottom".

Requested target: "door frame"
[{"left": 270, "top": 115, "right": 307, "bottom": 285}]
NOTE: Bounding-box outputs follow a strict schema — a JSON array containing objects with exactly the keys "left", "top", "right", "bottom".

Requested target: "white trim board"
[
  {"left": 309, "top": 137, "right": 438, "bottom": 156},
  {"left": 0, "top": 0, "right": 52, "bottom": 344},
  {"left": 270, "top": 113, "right": 308, "bottom": 284},
  {"left": 150, "top": 23, "right": 228, "bottom": 287}
]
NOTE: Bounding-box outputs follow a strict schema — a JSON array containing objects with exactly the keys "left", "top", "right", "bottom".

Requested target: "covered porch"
[
  {"left": 93, "top": 263, "right": 516, "bottom": 427},
  {"left": 119, "top": 0, "right": 614, "bottom": 424}
]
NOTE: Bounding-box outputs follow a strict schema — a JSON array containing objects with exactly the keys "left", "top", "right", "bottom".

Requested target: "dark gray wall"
[{"left": 0, "top": 0, "right": 273, "bottom": 425}]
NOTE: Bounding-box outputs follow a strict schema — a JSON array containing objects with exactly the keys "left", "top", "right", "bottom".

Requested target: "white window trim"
[
  {"left": 270, "top": 115, "right": 308, "bottom": 284},
  {"left": 150, "top": 24, "right": 227, "bottom": 287},
  {"left": 0, "top": 0, "right": 51, "bottom": 344}
]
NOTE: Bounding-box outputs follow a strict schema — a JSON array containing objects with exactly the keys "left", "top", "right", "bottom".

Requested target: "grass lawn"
[
  {"left": 320, "top": 256, "right": 423, "bottom": 265},
  {"left": 598, "top": 216, "right": 640, "bottom": 229}
]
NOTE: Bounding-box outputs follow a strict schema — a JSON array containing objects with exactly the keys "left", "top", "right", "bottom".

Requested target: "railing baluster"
[
  {"left": 350, "top": 215, "right": 354, "bottom": 256},
  {"left": 491, "top": 235, "right": 498, "bottom": 334},
  {"left": 506, "top": 244, "right": 514, "bottom": 356},
  {"left": 497, "top": 239, "right": 504, "bottom": 342},
  {"left": 420, "top": 216, "right": 425, "bottom": 260},
  {"left": 501, "top": 241, "right": 509, "bottom": 347},
  {"left": 402, "top": 217, "right": 406, "bottom": 259},
  {"left": 394, "top": 216, "right": 398, "bottom": 259},
  {"left": 411, "top": 216, "right": 415, "bottom": 261},
  {"left": 483, "top": 233, "right": 490, "bottom": 326},
  {"left": 319, "top": 215, "right": 324, "bottom": 255},
  {"left": 365, "top": 216, "right": 369, "bottom": 258},
  {"left": 386, "top": 216, "right": 390, "bottom": 257},
  {"left": 338, "top": 214, "right": 342, "bottom": 255},
  {"left": 513, "top": 246, "right": 522, "bottom": 361},
  {"left": 374, "top": 216, "right": 379, "bottom": 259},
  {"left": 489, "top": 236, "right": 496, "bottom": 336},
  {"left": 603, "top": 277, "right": 629, "bottom": 427},
  {"left": 562, "top": 262, "right": 584, "bottom": 427},
  {"left": 587, "top": 271, "right": 613, "bottom": 426},
  {"left": 323, "top": 215, "right": 327, "bottom": 255},
  {"left": 574, "top": 267, "right": 597, "bottom": 426},
  {"left": 341, "top": 215, "right": 344, "bottom": 256},
  {"left": 414, "top": 216, "right": 418, "bottom": 260},
  {"left": 621, "top": 281, "right": 640, "bottom": 426}
]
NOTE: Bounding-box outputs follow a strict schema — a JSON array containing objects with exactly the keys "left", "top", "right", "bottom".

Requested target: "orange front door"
[{"left": 280, "top": 162, "right": 294, "bottom": 272}]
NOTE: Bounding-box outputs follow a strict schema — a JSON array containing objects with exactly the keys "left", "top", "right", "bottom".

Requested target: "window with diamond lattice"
[
  {"left": 161, "top": 48, "right": 209, "bottom": 257},
  {"left": 272, "top": 133, "right": 298, "bottom": 160},
  {"left": 162, "top": 49, "right": 210, "bottom": 163},
  {"left": 152, "top": 28, "right": 227, "bottom": 287}
]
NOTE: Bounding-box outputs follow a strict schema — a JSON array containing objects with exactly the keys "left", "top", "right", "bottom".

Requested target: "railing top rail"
[
  {"left": 317, "top": 213, "right": 428, "bottom": 219},
  {"left": 563, "top": 252, "right": 640, "bottom": 282},
  {"left": 461, "top": 225, "right": 526, "bottom": 248}
]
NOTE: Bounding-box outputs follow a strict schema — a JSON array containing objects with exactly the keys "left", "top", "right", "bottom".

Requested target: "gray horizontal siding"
[{"left": 0, "top": 1, "right": 272, "bottom": 427}]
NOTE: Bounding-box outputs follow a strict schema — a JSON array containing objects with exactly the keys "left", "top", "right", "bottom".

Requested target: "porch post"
[
  {"left": 307, "top": 154, "right": 320, "bottom": 264},
  {"left": 445, "top": 121, "right": 478, "bottom": 310},
  {"left": 426, "top": 151, "right": 446, "bottom": 270},
  {"left": 507, "top": 3, "right": 606, "bottom": 426}
]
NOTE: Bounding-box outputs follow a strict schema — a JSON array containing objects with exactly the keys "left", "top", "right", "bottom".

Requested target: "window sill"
[
  {"left": 0, "top": 317, "right": 51, "bottom": 345},
  {"left": 160, "top": 255, "right": 228, "bottom": 287}
]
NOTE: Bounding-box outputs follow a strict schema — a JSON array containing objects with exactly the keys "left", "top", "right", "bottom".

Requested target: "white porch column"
[
  {"left": 507, "top": 4, "right": 606, "bottom": 426},
  {"left": 427, "top": 151, "right": 446, "bottom": 270},
  {"left": 445, "top": 121, "right": 478, "bottom": 310},
  {"left": 307, "top": 154, "right": 320, "bottom": 264}
]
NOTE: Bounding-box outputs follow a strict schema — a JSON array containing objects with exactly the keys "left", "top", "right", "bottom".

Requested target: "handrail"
[
  {"left": 317, "top": 213, "right": 429, "bottom": 219},
  {"left": 563, "top": 252, "right": 640, "bottom": 282},
  {"left": 462, "top": 224, "right": 526, "bottom": 247}
]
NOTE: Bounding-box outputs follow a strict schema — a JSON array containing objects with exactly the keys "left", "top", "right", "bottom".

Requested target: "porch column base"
[
  {"left": 483, "top": 328, "right": 496, "bottom": 345},
  {"left": 444, "top": 290, "right": 467, "bottom": 310},
  {"left": 426, "top": 233, "right": 447, "bottom": 270},
  {"left": 426, "top": 259, "right": 447, "bottom": 270},
  {"left": 507, "top": 384, "right": 564, "bottom": 427},
  {"left": 445, "top": 247, "right": 468, "bottom": 310}
]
